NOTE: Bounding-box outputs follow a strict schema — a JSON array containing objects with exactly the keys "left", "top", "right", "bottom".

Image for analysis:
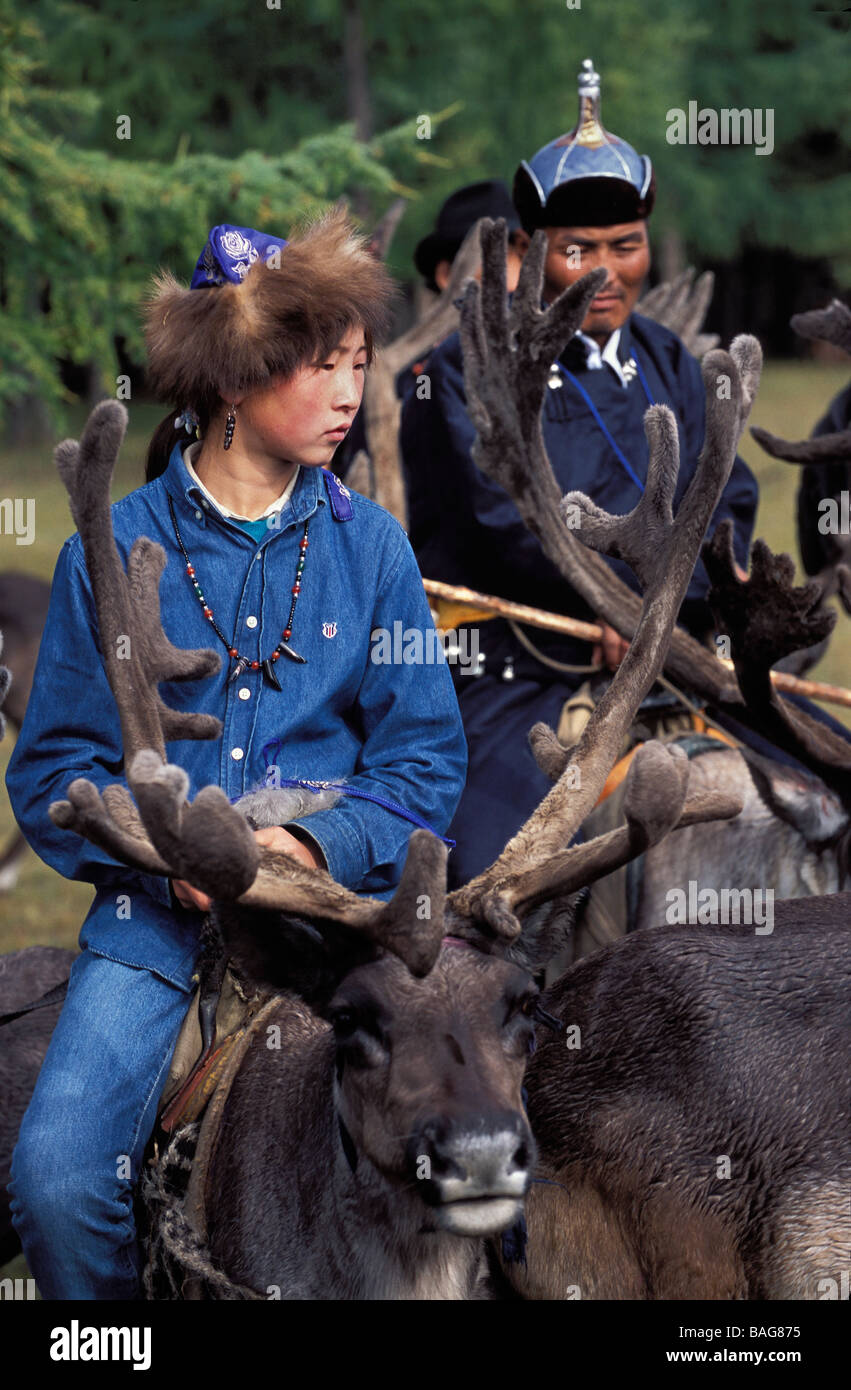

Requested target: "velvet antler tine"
[
  {"left": 366, "top": 830, "right": 447, "bottom": 976},
  {"left": 560, "top": 406, "right": 678, "bottom": 583},
  {"left": 636, "top": 269, "right": 718, "bottom": 357},
  {"left": 53, "top": 402, "right": 223, "bottom": 767},
  {"left": 751, "top": 426, "right": 851, "bottom": 464},
  {"left": 523, "top": 265, "right": 608, "bottom": 374},
  {"left": 703, "top": 522, "right": 851, "bottom": 794},
  {"left": 678, "top": 271, "right": 715, "bottom": 346},
  {"left": 528, "top": 723, "right": 573, "bottom": 783},
  {"left": 48, "top": 782, "right": 172, "bottom": 875},
  {"left": 789, "top": 299, "right": 851, "bottom": 355},
  {"left": 509, "top": 222, "right": 550, "bottom": 327},
  {"left": 477, "top": 220, "right": 511, "bottom": 357},
  {"left": 728, "top": 335, "right": 762, "bottom": 432},
  {"left": 447, "top": 743, "right": 743, "bottom": 936}
]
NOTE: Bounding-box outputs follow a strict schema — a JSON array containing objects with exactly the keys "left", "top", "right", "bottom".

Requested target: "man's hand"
[
  {"left": 592, "top": 621, "right": 630, "bottom": 672},
  {"left": 591, "top": 566, "right": 748, "bottom": 675},
  {"left": 170, "top": 826, "right": 325, "bottom": 912}
]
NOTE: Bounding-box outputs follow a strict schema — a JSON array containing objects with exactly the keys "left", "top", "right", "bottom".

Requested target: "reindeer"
[
  {"left": 3, "top": 232, "right": 848, "bottom": 1299},
  {"left": 2, "top": 241, "right": 743, "bottom": 1293}
]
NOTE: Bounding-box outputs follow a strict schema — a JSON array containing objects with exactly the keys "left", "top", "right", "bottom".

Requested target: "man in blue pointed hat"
[{"left": 400, "top": 58, "right": 761, "bottom": 888}]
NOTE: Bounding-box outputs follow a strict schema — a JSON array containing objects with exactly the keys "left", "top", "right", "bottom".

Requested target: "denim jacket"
[{"left": 5, "top": 441, "right": 467, "bottom": 991}]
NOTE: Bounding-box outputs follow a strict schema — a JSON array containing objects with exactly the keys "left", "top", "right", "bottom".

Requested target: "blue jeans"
[{"left": 8, "top": 949, "right": 192, "bottom": 1299}]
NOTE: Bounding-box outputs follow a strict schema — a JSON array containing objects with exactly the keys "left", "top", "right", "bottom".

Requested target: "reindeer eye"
[
  {"left": 330, "top": 1006, "right": 378, "bottom": 1040},
  {"left": 502, "top": 992, "right": 539, "bottom": 1028}
]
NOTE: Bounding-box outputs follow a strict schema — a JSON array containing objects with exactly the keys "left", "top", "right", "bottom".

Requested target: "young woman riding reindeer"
[{"left": 5, "top": 210, "right": 467, "bottom": 1299}]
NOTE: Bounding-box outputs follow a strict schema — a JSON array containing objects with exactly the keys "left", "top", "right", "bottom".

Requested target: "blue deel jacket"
[
  {"left": 5, "top": 442, "right": 467, "bottom": 991},
  {"left": 400, "top": 311, "right": 759, "bottom": 662}
]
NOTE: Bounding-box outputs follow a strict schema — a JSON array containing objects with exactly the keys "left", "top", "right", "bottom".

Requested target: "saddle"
[
  {"left": 156, "top": 966, "right": 260, "bottom": 1135},
  {"left": 143, "top": 969, "right": 281, "bottom": 1299}
]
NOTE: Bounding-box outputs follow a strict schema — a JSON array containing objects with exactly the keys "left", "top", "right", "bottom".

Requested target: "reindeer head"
[{"left": 325, "top": 938, "right": 551, "bottom": 1235}]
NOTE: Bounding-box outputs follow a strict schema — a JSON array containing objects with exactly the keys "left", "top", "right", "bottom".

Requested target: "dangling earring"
[{"left": 223, "top": 403, "right": 237, "bottom": 451}]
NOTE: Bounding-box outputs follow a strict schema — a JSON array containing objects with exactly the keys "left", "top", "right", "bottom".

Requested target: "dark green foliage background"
[{"left": 1, "top": 0, "right": 849, "bottom": 427}]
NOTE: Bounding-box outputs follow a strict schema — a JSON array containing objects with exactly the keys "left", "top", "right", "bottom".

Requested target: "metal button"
[
  {"left": 202, "top": 499, "right": 209, "bottom": 509},
  {"left": 246, "top": 616, "right": 258, "bottom": 628},
  {"left": 195, "top": 509, "right": 202, "bottom": 520},
  {"left": 231, "top": 747, "right": 244, "bottom": 760},
  {"left": 238, "top": 687, "right": 251, "bottom": 701}
]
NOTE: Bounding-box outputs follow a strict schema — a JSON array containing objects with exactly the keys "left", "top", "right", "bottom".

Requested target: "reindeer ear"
[
  {"left": 740, "top": 749, "right": 848, "bottom": 847},
  {"left": 217, "top": 901, "right": 383, "bottom": 1009},
  {"left": 502, "top": 891, "right": 588, "bottom": 973}
]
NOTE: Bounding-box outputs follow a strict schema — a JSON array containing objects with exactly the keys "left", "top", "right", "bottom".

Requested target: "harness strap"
[{"left": 176, "top": 993, "right": 282, "bottom": 1299}]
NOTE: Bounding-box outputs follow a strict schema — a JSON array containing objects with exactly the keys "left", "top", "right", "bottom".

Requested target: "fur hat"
[{"left": 143, "top": 207, "right": 395, "bottom": 414}]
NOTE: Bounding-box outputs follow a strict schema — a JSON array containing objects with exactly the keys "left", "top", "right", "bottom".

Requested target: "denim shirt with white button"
[{"left": 5, "top": 440, "right": 468, "bottom": 991}]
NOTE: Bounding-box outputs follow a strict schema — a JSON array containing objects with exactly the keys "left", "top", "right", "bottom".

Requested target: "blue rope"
[
  {"left": 553, "top": 344, "right": 655, "bottom": 494},
  {"left": 228, "top": 737, "right": 456, "bottom": 847}
]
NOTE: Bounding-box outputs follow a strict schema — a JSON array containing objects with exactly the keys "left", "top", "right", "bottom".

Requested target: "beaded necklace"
[{"left": 167, "top": 493, "right": 309, "bottom": 691}]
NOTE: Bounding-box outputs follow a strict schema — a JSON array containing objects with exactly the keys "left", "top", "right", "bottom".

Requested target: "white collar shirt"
[
  {"left": 574, "top": 328, "right": 629, "bottom": 388},
  {"left": 182, "top": 439, "right": 300, "bottom": 521}
]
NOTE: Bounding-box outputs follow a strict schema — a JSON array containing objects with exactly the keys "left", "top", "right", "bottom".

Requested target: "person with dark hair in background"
[{"left": 333, "top": 180, "right": 529, "bottom": 479}]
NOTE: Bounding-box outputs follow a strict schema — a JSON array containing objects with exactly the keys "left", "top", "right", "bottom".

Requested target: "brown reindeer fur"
[{"left": 144, "top": 207, "right": 396, "bottom": 409}]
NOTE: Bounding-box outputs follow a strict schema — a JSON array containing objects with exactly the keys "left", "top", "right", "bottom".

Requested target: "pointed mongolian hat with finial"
[{"left": 513, "top": 58, "right": 655, "bottom": 230}]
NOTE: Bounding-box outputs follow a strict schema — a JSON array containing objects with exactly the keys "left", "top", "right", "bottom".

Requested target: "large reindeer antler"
[
  {"left": 446, "top": 220, "right": 849, "bottom": 845},
  {"left": 702, "top": 523, "right": 851, "bottom": 800},
  {"left": 445, "top": 224, "right": 750, "bottom": 939},
  {"left": 47, "top": 403, "right": 446, "bottom": 976},
  {"left": 446, "top": 219, "right": 747, "bottom": 710}
]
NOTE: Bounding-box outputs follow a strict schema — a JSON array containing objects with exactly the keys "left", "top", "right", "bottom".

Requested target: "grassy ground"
[{"left": 1, "top": 366, "right": 850, "bottom": 958}]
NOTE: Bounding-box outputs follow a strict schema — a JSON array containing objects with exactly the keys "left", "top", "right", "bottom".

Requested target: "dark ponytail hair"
[
  {"left": 144, "top": 390, "right": 220, "bottom": 483},
  {"left": 145, "top": 412, "right": 186, "bottom": 484}
]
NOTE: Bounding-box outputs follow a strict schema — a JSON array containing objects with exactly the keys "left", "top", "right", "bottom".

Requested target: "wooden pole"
[{"left": 421, "top": 577, "right": 851, "bottom": 712}]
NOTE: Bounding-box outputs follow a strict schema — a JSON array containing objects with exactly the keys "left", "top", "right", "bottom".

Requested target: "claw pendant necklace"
[{"left": 167, "top": 495, "right": 308, "bottom": 691}]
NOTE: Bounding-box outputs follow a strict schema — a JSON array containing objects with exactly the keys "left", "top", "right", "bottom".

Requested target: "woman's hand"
[{"left": 170, "top": 826, "right": 325, "bottom": 912}]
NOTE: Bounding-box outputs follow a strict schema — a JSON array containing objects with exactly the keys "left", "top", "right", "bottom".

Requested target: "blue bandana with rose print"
[{"left": 189, "top": 224, "right": 289, "bottom": 289}]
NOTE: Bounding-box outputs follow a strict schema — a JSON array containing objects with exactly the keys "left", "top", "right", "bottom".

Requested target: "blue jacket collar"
[{"left": 161, "top": 440, "right": 325, "bottom": 531}]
